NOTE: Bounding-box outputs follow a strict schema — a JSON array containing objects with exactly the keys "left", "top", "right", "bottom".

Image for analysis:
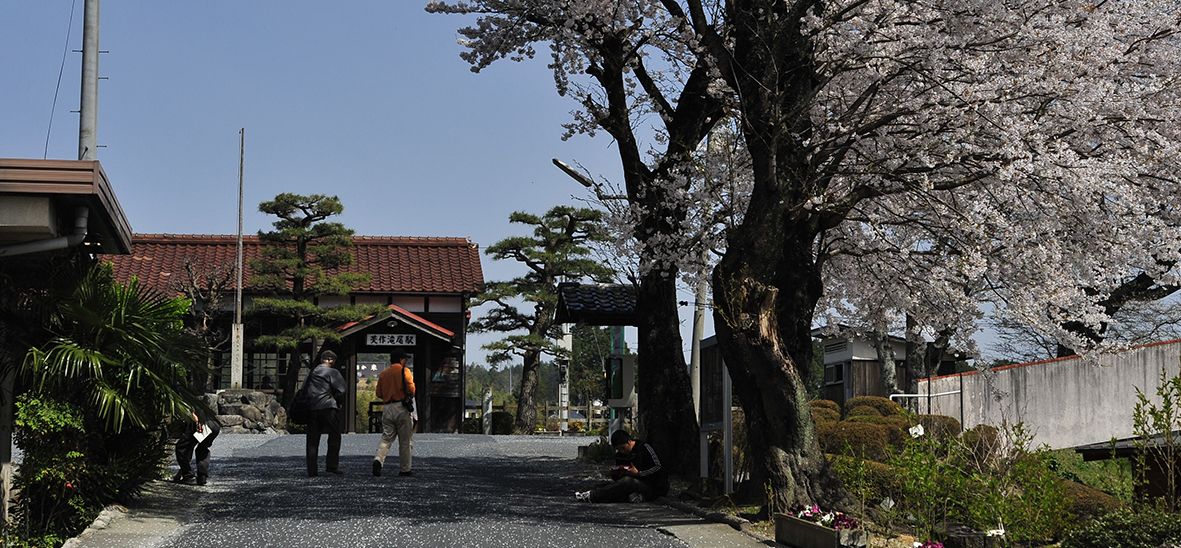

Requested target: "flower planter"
[{"left": 774, "top": 513, "right": 871, "bottom": 548}]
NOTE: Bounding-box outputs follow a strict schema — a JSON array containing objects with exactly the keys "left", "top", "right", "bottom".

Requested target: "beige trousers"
[{"left": 373, "top": 401, "right": 414, "bottom": 472}]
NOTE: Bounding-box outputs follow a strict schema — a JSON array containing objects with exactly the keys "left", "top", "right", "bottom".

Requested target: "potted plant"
[{"left": 774, "top": 504, "right": 871, "bottom": 548}]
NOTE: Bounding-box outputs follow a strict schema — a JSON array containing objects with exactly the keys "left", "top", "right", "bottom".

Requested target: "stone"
[
  {"left": 246, "top": 391, "right": 270, "bottom": 409},
  {"left": 217, "top": 414, "right": 244, "bottom": 427},
  {"left": 238, "top": 404, "right": 264, "bottom": 423},
  {"left": 219, "top": 402, "right": 246, "bottom": 416},
  {"left": 222, "top": 426, "right": 251, "bottom": 435}
]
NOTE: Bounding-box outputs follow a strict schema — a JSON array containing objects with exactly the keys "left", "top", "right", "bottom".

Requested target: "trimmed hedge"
[
  {"left": 916, "top": 414, "right": 961, "bottom": 440},
  {"left": 844, "top": 396, "right": 902, "bottom": 418},
  {"left": 1062, "top": 479, "right": 1125, "bottom": 521},
  {"left": 847, "top": 406, "right": 884, "bottom": 418},
  {"left": 828, "top": 453, "right": 902, "bottom": 504},
  {"left": 811, "top": 399, "right": 841, "bottom": 414},
  {"left": 811, "top": 407, "right": 840, "bottom": 424},
  {"left": 819, "top": 421, "right": 890, "bottom": 462}
]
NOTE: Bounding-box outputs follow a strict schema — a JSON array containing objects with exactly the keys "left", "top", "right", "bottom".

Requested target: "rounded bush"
[
  {"left": 916, "top": 414, "right": 962, "bottom": 439},
  {"left": 819, "top": 421, "right": 890, "bottom": 462},
  {"left": 847, "top": 406, "right": 884, "bottom": 418},
  {"left": 961, "top": 423, "right": 1000, "bottom": 462},
  {"left": 810, "top": 399, "right": 841, "bottom": 414},
  {"left": 1062, "top": 479, "right": 1124, "bottom": 521},
  {"left": 811, "top": 407, "right": 840, "bottom": 424},
  {"left": 488, "top": 411, "right": 514, "bottom": 435},
  {"left": 828, "top": 453, "right": 902, "bottom": 503},
  {"left": 461, "top": 416, "right": 482, "bottom": 434},
  {"left": 844, "top": 396, "right": 902, "bottom": 417}
]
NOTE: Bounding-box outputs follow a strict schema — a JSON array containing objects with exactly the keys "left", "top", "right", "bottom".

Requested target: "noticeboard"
[{"left": 700, "top": 342, "right": 726, "bottom": 431}]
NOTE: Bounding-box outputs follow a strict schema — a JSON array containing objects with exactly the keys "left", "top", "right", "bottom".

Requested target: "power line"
[{"left": 44, "top": 0, "right": 79, "bottom": 159}]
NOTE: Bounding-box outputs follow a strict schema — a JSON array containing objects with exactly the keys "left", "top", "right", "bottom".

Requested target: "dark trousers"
[
  {"left": 306, "top": 407, "right": 341, "bottom": 474},
  {"left": 175, "top": 421, "right": 221, "bottom": 480},
  {"left": 589, "top": 476, "right": 654, "bottom": 503}
]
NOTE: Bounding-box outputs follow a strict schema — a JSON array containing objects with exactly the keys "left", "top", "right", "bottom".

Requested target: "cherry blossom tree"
[
  {"left": 428, "top": 0, "right": 730, "bottom": 475},
  {"left": 430, "top": 0, "right": 1181, "bottom": 510}
]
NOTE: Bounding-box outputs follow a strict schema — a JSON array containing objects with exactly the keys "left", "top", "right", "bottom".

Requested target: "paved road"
[{"left": 69, "top": 433, "right": 771, "bottom": 548}]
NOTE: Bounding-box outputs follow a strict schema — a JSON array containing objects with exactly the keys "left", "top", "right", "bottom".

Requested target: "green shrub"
[
  {"left": 916, "top": 414, "right": 962, "bottom": 440},
  {"left": 961, "top": 423, "right": 1000, "bottom": 463},
  {"left": 1062, "top": 509, "right": 1181, "bottom": 548},
  {"left": 828, "top": 453, "right": 902, "bottom": 505},
  {"left": 584, "top": 441, "right": 616, "bottom": 462},
  {"left": 12, "top": 394, "right": 94, "bottom": 539},
  {"left": 461, "top": 416, "right": 482, "bottom": 434},
  {"left": 811, "top": 407, "right": 840, "bottom": 424},
  {"left": 810, "top": 399, "right": 841, "bottom": 414},
  {"left": 844, "top": 396, "right": 902, "bottom": 417},
  {"left": 1063, "top": 479, "right": 1125, "bottom": 521},
  {"left": 819, "top": 421, "right": 890, "bottom": 462},
  {"left": 847, "top": 406, "right": 883, "bottom": 418},
  {"left": 355, "top": 388, "right": 380, "bottom": 433},
  {"left": 488, "top": 411, "right": 514, "bottom": 435}
]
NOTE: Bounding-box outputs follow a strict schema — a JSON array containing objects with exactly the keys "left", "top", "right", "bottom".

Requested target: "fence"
[{"left": 463, "top": 401, "right": 611, "bottom": 434}]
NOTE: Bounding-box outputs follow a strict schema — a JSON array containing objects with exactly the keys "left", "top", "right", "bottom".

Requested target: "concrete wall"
[{"left": 918, "top": 340, "right": 1181, "bottom": 450}]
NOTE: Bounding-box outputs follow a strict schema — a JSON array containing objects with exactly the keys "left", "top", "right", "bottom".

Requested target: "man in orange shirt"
[{"left": 372, "top": 348, "right": 416, "bottom": 477}]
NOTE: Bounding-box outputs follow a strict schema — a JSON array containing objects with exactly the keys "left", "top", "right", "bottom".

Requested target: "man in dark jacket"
[
  {"left": 305, "top": 349, "right": 346, "bottom": 476},
  {"left": 172, "top": 409, "right": 220, "bottom": 486},
  {"left": 575, "top": 430, "right": 669, "bottom": 503}
]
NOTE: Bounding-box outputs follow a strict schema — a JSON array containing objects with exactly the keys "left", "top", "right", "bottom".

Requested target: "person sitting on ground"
[{"left": 575, "top": 430, "right": 668, "bottom": 503}]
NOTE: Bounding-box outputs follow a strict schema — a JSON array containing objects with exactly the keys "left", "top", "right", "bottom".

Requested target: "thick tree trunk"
[
  {"left": 635, "top": 270, "right": 700, "bottom": 477},
  {"left": 713, "top": 224, "right": 850, "bottom": 510},
  {"left": 514, "top": 351, "right": 541, "bottom": 434},
  {"left": 872, "top": 331, "right": 898, "bottom": 396}
]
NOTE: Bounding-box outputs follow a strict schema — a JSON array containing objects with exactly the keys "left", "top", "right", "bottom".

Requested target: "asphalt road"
[{"left": 68, "top": 433, "right": 770, "bottom": 548}]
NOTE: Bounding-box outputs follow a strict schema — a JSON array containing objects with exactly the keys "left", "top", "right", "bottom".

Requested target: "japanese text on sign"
[{"left": 367, "top": 334, "right": 417, "bottom": 346}]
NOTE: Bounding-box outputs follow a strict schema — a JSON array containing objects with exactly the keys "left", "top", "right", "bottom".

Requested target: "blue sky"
[{"left": 1, "top": 1, "right": 683, "bottom": 366}]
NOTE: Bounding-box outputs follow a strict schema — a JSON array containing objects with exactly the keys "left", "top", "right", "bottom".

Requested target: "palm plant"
[{"left": 18, "top": 261, "right": 210, "bottom": 432}]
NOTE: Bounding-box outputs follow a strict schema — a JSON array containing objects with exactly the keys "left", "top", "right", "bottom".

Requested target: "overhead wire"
[{"left": 44, "top": 0, "right": 79, "bottom": 159}]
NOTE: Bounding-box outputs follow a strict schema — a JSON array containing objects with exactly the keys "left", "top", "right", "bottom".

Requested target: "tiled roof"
[
  {"left": 102, "top": 234, "right": 483, "bottom": 295},
  {"left": 554, "top": 282, "right": 637, "bottom": 326},
  {"left": 337, "top": 304, "right": 456, "bottom": 341}
]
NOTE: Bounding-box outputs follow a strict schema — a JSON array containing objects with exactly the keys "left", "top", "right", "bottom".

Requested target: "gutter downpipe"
[{"left": 0, "top": 207, "right": 90, "bottom": 259}]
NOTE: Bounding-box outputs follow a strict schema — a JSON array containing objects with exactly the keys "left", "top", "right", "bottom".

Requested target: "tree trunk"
[
  {"left": 713, "top": 226, "right": 851, "bottom": 510},
  {"left": 514, "top": 351, "right": 541, "bottom": 434},
  {"left": 635, "top": 270, "right": 700, "bottom": 477},
  {"left": 872, "top": 331, "right": 898, "bottom": 396}
]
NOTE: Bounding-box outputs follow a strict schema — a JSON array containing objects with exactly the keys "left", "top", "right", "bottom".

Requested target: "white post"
[
  {"left": 558, "top": 324, "right": 572, "bottom": 432},
  {"left": 231, "top": 129, "right": 245, "bottom": 389},
  {"left": 482, "top": 388, "right": 492, "bottom": 435}
]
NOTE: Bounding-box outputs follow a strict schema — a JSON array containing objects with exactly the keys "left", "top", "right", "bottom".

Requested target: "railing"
[{"left": 463, "top": 401, "right": 610, "bottom": 434}]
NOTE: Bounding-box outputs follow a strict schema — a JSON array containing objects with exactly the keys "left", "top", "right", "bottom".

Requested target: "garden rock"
[{"left": 204, "top": 391, "right": 288, "bottom": 433}]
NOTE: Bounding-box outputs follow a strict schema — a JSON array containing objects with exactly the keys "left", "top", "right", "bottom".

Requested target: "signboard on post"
[{"left": 605, "top": 354, "right": 636, "bottom": 408}]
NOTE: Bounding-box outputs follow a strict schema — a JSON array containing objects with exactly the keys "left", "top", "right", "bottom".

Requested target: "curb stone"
[
  {"left": 658, "top": 496, "right": 784, "bottom": 546},
  {"left": 60, "top": 505, "right": 129, "bottom": 548}
]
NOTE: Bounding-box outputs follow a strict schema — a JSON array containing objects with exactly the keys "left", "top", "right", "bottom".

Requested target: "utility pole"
[
  {"left": 231, "top": 129, "right": 245, "bottom": 389},
  {"left": 78, "top": 0, "right": 100, "bottom": 161}
]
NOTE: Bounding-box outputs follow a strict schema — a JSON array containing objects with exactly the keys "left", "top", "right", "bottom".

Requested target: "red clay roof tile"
[{"left": 101, "top": 234, "right": 483, "bottom": 295}]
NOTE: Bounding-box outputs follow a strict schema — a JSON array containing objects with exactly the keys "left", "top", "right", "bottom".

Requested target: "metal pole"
[
  {"left": 230, "top": 129, "right": 245, "bottom": 389},
  {"left": 78, "top": 0, "right": 99, "bottom": 160},
  {"left": 690, "top": 259, "right": 706, "bottom": 422}
]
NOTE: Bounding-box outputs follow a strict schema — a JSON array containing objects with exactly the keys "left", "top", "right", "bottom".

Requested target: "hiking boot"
[
  {"left": 575, "top": 491, "right": 591, "bottom": 502},
  {"left": 398, "top": 470, "right": 415, "bottom": 477},
  {"left": 628, "top": 492, "right": 645, "bottom": 503},
  {"left": 172, "top": 473, "right": 196, "bottom": 485},
  {"left": 372, "top": 460, "right": 382, "bottom": 477}
]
